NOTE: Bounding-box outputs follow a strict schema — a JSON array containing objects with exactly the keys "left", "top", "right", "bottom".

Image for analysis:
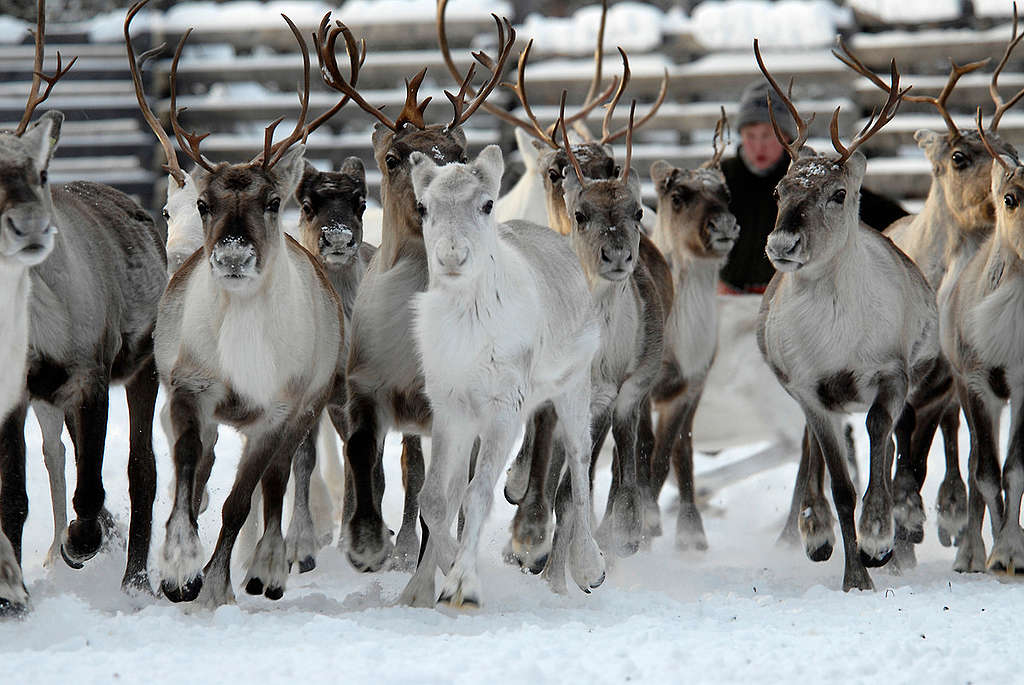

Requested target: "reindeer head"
[
  {"left": 410, "top": 145, "right": 503, "bottom": 284},
  {"left": 162, "top": 170, "right": 202, "bottom": 273},
  {"left": 296, "top": 158, "right": 367, "bottom": 268},
  {"left": 978, "top": 112, "right": 1024, "bottom": 260},
  {"left": 1, "top": 1, "right": 74, "bottom": 268},
  {"left": 755, "top": 40, "right": 907, "bottom": 275},
  {"left": 0, "top": 112, "right": 62, "bottom": 267},
  {"left": 537, "top": 142, "right": 616, "bottom": 235},
  {"left": 651, "top": 162, "right": 736, "bottom": 260}
]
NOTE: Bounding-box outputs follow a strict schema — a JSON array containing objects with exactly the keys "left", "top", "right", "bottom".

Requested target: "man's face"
[{"left": 740, "top": 122, "right": 785, "bottom": 172}]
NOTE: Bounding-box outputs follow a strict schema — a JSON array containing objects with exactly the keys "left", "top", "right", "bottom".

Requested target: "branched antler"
[
  {"left": 598, "top": 48, "right": 668, "bottom": 144},
  {"left": 702, "top": 106, "right": 729, "bottom": 170},
  {"left": 167, "top": 28, "right": 214, "bottom": 172},
  {"left": 444, "top": 13, "right": 517, "bottom": 129},
  {"left": 990, "top": 2, "right": 1024, "bottom": 133},
  {"left": 304, "top": 14, "right": 366, "bottom": 143},
  {"left": 16, "top": 0, "right": 78, "bottom": 136},
  {"left": 251, "top": 13, "right": 311, "bottom": 169},
  {"left": 125, "top": 0, "right": 185, "bottom": 187},
  {"left": 620, "top": 99, "right": 636, "bottom": 181},
  {"left": 977, "top": 107, "right": 1015, "bottom": 174},
  {"left": 558, "top": 91, "right": 586, "bottom": 184},
  {"left": 753, "top": 38, "right": 815, "bottom": 160},
  {"left": 829, "top": 55, "right": 908, "bottom": 164},
  {"left": 316, "top": 19, "right": 397, "bottom": 131}
]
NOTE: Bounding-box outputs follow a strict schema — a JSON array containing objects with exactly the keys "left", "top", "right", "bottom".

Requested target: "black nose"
[{"left": 600, "top": 247, "right": 632, "bottom": 264}]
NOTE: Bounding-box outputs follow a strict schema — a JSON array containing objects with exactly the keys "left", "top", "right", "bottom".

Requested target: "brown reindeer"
[
  {"left": 0, "top": 0, "right": 165, "bottom": 613},
  {"left": 314, "top": 16, "right": 515, "bottom": 572},
  {"left": 154, "top": 16, "right": 347, "bottom": 606},
  {"left": 648, "top": 110, "right": 739, "bottom": 551},
  {"left": 754, "top": 41, "right": 951, "bottom": 591}
]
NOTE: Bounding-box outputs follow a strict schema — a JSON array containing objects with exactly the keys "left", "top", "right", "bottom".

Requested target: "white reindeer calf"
[{"left": 401, "top": 145, "right": 605, "bottom": 608}]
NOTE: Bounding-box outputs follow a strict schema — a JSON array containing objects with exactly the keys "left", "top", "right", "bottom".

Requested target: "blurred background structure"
[{"left": 0, "top": 0, "right": 1021, "bottom": 218}]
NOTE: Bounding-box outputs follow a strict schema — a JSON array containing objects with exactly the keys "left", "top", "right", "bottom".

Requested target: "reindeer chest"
[
  {"left": 0, "top": 270, "right": 30, "bottom": 415},
  {"left": 665, "top": 271, "right": 718, "bottom": 380},
  {"left": 592, "top": 285, "right": 641, "bottom": 389},
  {"left": 965, "top": 276, "right": 1024, "bottom": 377}
]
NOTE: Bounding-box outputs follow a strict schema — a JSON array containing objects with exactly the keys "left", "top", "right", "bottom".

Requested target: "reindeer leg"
[
  {"left": 671, "top": 394, "right": 706, "bottom": 552},
  {"left": 636, "top": 401, "right": 660, "bottom": 542},
  {"left": 122, "top": 357, "right": 158, "bottom": 594},
  {"left": 400, "top": 422, "right": 473, "bottom": 607},
  {"left": 61, "top": 374, "right": 110, "bottom": 568},
  {"left": 965, "top": 387, "right": 1005, "bottom": 539},
  {"left": 343, "top": 394, "right": 392, "bottom": 572},
  {"left": 606, "top": 400, "right": 645, "bottom": 557},
  {"left": 244, "top": 445, "right": 292, "bottom": 599},
  {"left": 285, "top": 434, "right": 318, "bottom": 574},
  {"left": 34, "top": 401, "right": 67, "bottom": 569},
  {"left": 857, "top": 374, "right": 907, "bottom": 568},
  {"left": 504, "top": 406, "right": 542, "bottom": 505},
  {"left": 803, "top": 404, "right": 872, "bottom": 591},
  {"left": 0, "top": 526, "right": 28, "bottom": 616},
  {"left": 778, "top": 426, "right": 811, "bottom": 548},
  {"left": 0, "top": 401, "right": 29, "bottom": 565},
  {"left": 160, "top": 386, "right": 209, "bottom": 603},
  {"left": 936, "top": 401, "right": 967, "bottom": 547},
  {"left": 508, "top": 404, "right": 558, "bottom": 573},
  {"left": 439, "top": 414, "right": 519, "bottom": 608},
  {"left": 954, "top": 385, "right": 993, "bottom": 573},
  {"left": 649, "top": 396, "right": 691, "bottom": 538},
  {"left": 393, "top": 435, "right": 424, "bottom": 572},
  {"left": 799, "top": 428, "right": 835, "bottom": 562},
  {"left": 986, "top": 397, "right": 1024, "bottom": 575}
]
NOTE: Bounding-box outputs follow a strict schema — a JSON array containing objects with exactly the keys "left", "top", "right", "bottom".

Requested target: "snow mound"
[
  {"left": 0, "top": 16, "right": 29, "bottom": 45},
  {"left": 849, "top": 0, "right": 961, "bottom": 23},
  {"left": 691, "top": 0, "right": 853, "bottom": 50},
  {"left": 161, "top": 2, "right": 337, "bottom": 32},
  {"left": 520, "top": 2, "right": 665, "bottom": 55}
]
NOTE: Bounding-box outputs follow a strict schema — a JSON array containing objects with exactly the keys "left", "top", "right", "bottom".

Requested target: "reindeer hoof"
[
  {"left": 162, "top": 574, "right": 202, "bottom": 603},
  {"left": 60, "top": 545, "right": 84, "bottom": 570},
  {"left": 297, "top": 556, "right": 316, "bottom": 574},
  {"left": 264, "top": 585, "right": 284, "bottom": 600},
  {"left": 0, "top": 597, "right": 28, "bottom": 618},
  {"left": 860, "top": 548, "right": 892, "bottom": 568},
  {"left": 245, "top": 577, "right": 264, "bottom": 596},
  {"left": 807, "top": 541, "right": 833, "bottom": 562},
  {"left": 61, "top": 519, "right": 103, "bottom": 568}
]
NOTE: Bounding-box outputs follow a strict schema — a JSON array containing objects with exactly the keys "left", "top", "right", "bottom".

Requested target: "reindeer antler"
[
  {"left": 558, "top": 91, "right": 586, "bottom": 185},
  {"left": 301, "top": 14, "right": 366, "bottom": 144},
  {"left": 990, "top": 3, "right": 1024, "bottom": 133},
  {"left": 125, "top": 0, "right": 185, "bottom": 187},
  {"left": 167, "top": 28, "right": 215, "bottom": 172},
  {"left": 753, "top": 39, "right": 814, "bottom": 160},
  {"left": 444, "top": 13, "right": 517, "bottom": 129},
  {"left": 16, "top": 0, "right": 78, "bottom": 136},
  {"left": 702, "top": 106, "right": 729, "bottom": 170},
  {"left": 829, "top": 56, "right": 908, "bottom": 164},
  {"left": 620, "top": 99, "right": 636, "bottom": 181},
  {"left": 250, "top": 14, "right": 311, "bottom": 169},
  {"left": 977, "top": 107, "right": 1015, "bottom": 174},
  {"left": 316, "top": 19, "right": 397, "bottom": 131},
  {"left": 598, "top": 48, "right": 668, "bottom": 144}
]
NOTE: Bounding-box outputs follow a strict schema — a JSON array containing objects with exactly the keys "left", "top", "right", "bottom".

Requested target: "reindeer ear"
[
  {"left": 843, "top": 150, "right": 867, "bottom": 185},
  {"left": 562, "top": 167, "right": 582, "bottom": 201},
  {"left": 340, "top": 156, "right": 366, "bottom": 189},
  {"left": 273, "top": 144, "right": 307, "bottom": 201},
  {"left": 447, "top": 125, "right": 468, "bottom": 153},
  {"left": 649, "top": 160, "right": 675, "bottom": 192},
  {"left": 410, "top": 151, "right": 438, "bottom": 199},
  {"left": 23, "top": 110, "right": 63, "bottom": 169},
  {"left": 516, "top": 128, "right": 541, "bottom": 171},
  {"left": 914, "top": 129, "right": 941, "bottom": 151},
  {"left": 473, "top": 145, "right": 504, "bottom": 197}
]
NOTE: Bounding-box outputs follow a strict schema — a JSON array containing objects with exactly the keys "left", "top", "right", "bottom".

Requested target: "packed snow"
[
  {"left": 689, "top": 1, "right": 853, "bottom": 51},
  {"left": 1, "top": 383, "right": 1020, "bottom": 683},
  {"left": 848, "top": 0, "right": 961, "bottom": 24}
]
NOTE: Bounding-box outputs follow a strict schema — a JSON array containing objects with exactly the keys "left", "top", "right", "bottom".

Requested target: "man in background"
[{"left": 719, "top": 81, "right": 907, "bottom": 294}]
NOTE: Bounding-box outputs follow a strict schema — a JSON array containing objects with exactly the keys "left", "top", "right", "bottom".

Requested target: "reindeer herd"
[{"left": 1, "top": 0, "right": 1024, "bottom": 615}]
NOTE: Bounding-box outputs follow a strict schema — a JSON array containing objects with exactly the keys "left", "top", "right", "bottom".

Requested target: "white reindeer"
[{"left": 400, "top": 145, "right": 605, "bottom": 608}]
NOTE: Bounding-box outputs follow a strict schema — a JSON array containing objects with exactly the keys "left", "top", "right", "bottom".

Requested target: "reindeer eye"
[
  {"left": 772, "top": 189, "right": 780, "bottom": 203},
  {"left": 386, "top": 154, "right": 400, "bottom": 171},
  {"left": 162, "top": 208, "right": 170, "bottom": 221},
  {"left": 197, "top": 199, "right": 209, "bottom": 217},
  {"left": 482, "top": 200, "right": 493, "bottom": 215},
  {"left": 302, "top": 201, "right": 313, "bottom": 217},
  {"left": 952, "top": 151, "right": 969, "bottom": 170},
  {"left": 39, "top": 169, "right": 47, "bottom": 185},
  {"left": 1005, "top": 193, "right": 1019, "bottom": 209},
  {"left": 416, "top": 202, "right": 427, "bottom": 218},
  {"left": 830, "top": 189, "right": 846, "bottom": 204},
  {"left": 634, "top": 208, "right": 643, "bottom": 222},
  {"left": 358, "top": 200, "right": 366, "bottom": 216},
  {"left": 548, "top": 168, "right": 562, "bottom": 183},
  {"left": 266, "top": 197, "right": 281, "bottom": 213},
  {"left": 574, "top": 210, "right": 587, "bottom": 227}
]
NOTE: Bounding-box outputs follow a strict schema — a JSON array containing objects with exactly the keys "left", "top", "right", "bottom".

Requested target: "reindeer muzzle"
[
  {"left": 2, "top": 213, "right": 56, "bottom": 266},
  {"left": 707, "top": 213, "right": 738, "bottom": 255},
  {"left": 765, "top": 231, "right": 805, "bottom": 272},
  {"left": 319, "top": 224, "right": 359, "bottom": 265},
  {"left": 435, "top": 242, "right": 469, "bottom": 277},
  {"left": 598, "top": 244, "right": 634, "bottom": 281},
  {"left": 210, "top": 238, "right": 258, "bottom": 284}
]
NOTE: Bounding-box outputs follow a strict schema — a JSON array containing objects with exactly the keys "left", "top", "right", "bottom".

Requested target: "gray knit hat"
[{"left": 737, "top": 80, "right": 795, "bottom": 140}]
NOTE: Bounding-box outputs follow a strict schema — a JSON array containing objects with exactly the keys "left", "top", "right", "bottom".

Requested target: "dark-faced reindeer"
[
  {"left": 155, "top": 17, "right": 348, "bottom": 607},
  {"left": 314, "top": 17, "right": 515, "bottom": 573},
  {"left": 0, "top": 0, "right": 166, "bottom": 613},
  {"left": 753, "top": 41, "right": 952, "bottom": 591},
  {"left": 647, "top": 110, "right": 739, "bottom": 551},
  {"left": 403, "top": 143, "right": 605, "bottom": 608},
  {"left": 940, "top": 113, "right": 1024, "bottom": 575},
  {"left": 834, "top": 28, "right": 1024, "bottom": 556}
]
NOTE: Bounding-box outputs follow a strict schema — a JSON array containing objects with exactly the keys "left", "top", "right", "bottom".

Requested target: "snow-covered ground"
[{"left": 2, "top": 385, "right": 1019, "bottom": 683}]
